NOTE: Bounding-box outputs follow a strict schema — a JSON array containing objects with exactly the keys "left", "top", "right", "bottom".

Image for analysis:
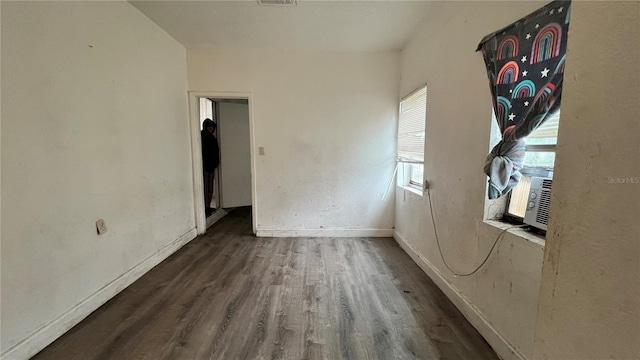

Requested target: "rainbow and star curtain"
[{"left": 477, "top": 0, "right": 570, "bottom": 199}]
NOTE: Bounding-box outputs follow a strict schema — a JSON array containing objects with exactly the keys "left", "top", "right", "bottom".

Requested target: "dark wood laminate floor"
[{"left": 33, "top": 207, "right": 498, "bottom": 360}]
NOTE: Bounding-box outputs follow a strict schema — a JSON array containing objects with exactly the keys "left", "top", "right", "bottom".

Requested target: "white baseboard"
[
  {"left": 256, "top": 228, "right": 394, "bottom": 238},
  {"left": 1, "top": 228, "right": 198, "bottom": 360},
  {"left": 393, "top": 231, "right": 526, "bottom": 360},
  {"left": 206, "top": 208, "right": 229, "bottom": 228}
]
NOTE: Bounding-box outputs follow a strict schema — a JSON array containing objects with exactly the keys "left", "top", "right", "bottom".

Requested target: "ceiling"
[{"left": 129, "top": 0, "right": 432, "bottom": 52}]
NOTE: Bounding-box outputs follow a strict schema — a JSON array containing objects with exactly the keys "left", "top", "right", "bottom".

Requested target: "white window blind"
[
  {"left": 528, "top": 110, "right": 560, "bottom": 139},
  {"left": 397, "top": 86, "right": 427, "bottom": 162}
]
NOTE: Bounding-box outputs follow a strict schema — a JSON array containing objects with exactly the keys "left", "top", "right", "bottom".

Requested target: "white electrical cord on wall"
[
  {"left": 426, "top": 188, "right": 526, "bottom": 277},
  {"left": 386, "top": 162, "right": 521, "bottom": 275},
  {"left": 381, "top": 162, "right": 399, "bottom": 201}
]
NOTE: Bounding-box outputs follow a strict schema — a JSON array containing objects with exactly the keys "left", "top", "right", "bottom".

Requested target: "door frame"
[{"left": 188, "top": 91, "right": 257, "bottom": 235}]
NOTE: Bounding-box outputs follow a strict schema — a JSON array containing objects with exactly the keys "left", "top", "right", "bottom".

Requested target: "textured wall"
[
  {"left": 533, "top": 2, "right": 640, "bottom": 359},
  {"left": 395, "top": 2, "right": 550, "bottom": 358},
  {"left": 188, "top": 50, "right": 399, "bottom": 236},
  {"left": 1, "top": 2, "right": 192, "bottom": 357}
]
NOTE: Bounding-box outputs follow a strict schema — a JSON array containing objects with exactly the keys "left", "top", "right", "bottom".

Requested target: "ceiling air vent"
[{"left": 257, "top": 0, "right": 296, "bottom": 6}]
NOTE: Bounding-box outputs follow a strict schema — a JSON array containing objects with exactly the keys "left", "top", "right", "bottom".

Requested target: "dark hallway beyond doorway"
[{"left": 34, "top": 208, "right": 497, "bottom": 359}]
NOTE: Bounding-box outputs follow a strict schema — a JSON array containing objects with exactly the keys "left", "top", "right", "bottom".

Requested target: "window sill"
[
  {"left": 483, "top": 219, "right": 546, "bottom": 247},
  {"left": 398, "top": 184, "right": 424, "bottom": 197}
]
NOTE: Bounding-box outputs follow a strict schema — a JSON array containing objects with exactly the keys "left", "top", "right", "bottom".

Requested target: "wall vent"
[{"left": 257, "top": 0, "right": 296, "bottom": 6}]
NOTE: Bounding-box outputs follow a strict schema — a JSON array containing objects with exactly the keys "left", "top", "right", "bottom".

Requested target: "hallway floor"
[{"left": 34, "top": 208, "right": 498, "bottom": 360}]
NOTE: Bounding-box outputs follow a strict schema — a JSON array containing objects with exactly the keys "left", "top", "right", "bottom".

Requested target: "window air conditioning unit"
[{"left": 524, "top": 177, "right": 552, "bottom": 231}]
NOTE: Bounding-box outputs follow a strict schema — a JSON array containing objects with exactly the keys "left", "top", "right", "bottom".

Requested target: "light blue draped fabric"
[{"left": 484, "top": 139, "right": 526, "bottom": 199}]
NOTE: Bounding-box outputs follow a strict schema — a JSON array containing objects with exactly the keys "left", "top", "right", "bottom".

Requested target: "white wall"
[
  {"left": 533, "top": 2, "right": 640, "bottom": 359},
  {"left": 188, "top": 50, "right": 399, "bottom": 237},
  {"left": 218, "top": 102, "right": 252, "bottom": 208},
  {"left": 1, "top": 2, "right": 192, "bottom": 359},
  {"left": 394, "top": 2, "right": 551, "bottom": 359}
]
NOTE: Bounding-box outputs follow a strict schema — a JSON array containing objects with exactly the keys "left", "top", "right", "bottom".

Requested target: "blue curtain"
[{"left": 477, "top": 0, "right": 570, "bottom": 199}]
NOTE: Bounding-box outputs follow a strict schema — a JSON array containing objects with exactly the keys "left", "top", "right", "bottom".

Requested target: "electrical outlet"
[{"left": 96, "top": 219, "right": 107, "bottom": 235}]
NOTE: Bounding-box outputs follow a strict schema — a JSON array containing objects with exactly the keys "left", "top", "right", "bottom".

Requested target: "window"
[
  {"left": 505, "top": 110, "right": 560, "bottom": 220},
  {"left": 397, "top": 86, "right": 427, "bottom": 192}
]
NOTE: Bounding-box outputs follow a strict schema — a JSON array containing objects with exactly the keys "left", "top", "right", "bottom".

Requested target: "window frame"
[
  {"left": 397, "top": 85, "right": 427, "bottom": 194},
  {"left": 408, "top": 163, "right": 424, "bottom": 188},
  {"left": 502, "top": 112, "right": 559, "bottom": 224}
]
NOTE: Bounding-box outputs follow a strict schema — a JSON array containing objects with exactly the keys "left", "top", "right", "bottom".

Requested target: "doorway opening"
[{"left": 189, "top": 92, "right": 256, "bottom": 235}]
